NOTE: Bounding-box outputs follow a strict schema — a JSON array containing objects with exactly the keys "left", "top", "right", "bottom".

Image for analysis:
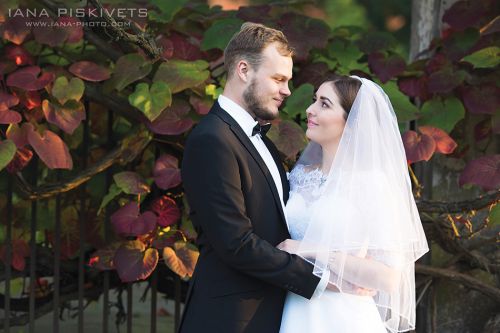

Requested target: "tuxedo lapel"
[
  {"left": 262, "top": 136, "right": 289, "bottom": 204},
  {"left": 211, "top": 104, "right": 288, "bottom": 225}
]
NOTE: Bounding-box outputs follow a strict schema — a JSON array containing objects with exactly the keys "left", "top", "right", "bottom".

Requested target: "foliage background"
[{"left": 0, "top": 0, "right": 498, "bottom": 331}]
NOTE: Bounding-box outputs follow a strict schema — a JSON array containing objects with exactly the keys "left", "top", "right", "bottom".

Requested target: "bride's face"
[{"left": 305, "top": 82, "right": 347, "bottom": 146}]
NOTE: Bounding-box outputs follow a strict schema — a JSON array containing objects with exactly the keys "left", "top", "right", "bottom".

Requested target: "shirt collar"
[{"left": 218, "top": 94, "right": 257, "bottom": 137}]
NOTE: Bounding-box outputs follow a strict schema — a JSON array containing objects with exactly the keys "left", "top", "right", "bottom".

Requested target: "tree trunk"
[{"left": 409, "top": 1, "right": 460, "bottom": 332}]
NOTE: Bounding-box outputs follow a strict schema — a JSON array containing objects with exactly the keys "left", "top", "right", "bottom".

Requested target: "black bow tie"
[{"left": 252, "top": 123, "right": 271, "bottom": 136}]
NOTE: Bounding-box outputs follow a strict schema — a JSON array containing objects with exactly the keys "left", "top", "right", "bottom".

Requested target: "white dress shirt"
[
  {"left": 218, "top": 94, "right": 327, "bottom": 298},
  {"left": 218, "top": 95, "right": 286, "bottom": 213}
]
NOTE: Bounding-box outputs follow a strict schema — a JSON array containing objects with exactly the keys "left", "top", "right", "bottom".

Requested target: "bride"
[{"left": 277, "top": 76, "right": 429, "bottom": 332}]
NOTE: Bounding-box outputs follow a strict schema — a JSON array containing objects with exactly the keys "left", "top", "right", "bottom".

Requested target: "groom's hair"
[{"left": 224, "top": 22, "right": 293, "bottom": 79}]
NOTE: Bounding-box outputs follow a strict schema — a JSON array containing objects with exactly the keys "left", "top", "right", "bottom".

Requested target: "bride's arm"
[
  {"left": 277, "top": 239, "right": 400, "bottom": 294},
  {"left": 329, "top": 253, "right": 401, "bottom": 293}
]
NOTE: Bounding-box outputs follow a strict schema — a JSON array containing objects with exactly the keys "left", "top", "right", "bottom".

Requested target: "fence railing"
[{"left": 1, "top": 106, "right": 187, "bottom": 332}]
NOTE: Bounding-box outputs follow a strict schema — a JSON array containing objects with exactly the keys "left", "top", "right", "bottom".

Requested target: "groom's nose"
[{"left": 280, "top": 83, "right": 291, "bottom": 97}]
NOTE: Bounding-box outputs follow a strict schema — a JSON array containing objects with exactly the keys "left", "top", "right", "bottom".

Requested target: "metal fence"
[{"left": 1, "top": 106, "right": 186, "bottom": 332}]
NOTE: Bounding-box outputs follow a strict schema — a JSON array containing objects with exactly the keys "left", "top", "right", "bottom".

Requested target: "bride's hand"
[{"left": 277, "top": 239, "right": 301, "bottom": 254}]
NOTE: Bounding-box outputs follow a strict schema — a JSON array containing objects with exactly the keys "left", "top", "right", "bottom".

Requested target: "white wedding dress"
[{"left": 279, "top": 165, "right": 388, "bottom": 333}]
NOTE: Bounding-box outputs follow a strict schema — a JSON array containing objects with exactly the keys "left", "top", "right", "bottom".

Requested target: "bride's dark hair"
[{"left": 326, "top": 75, "right": 362, "bottom": 119}]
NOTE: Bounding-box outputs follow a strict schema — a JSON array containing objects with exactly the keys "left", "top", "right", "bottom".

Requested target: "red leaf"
[
  {"left": 0, "top": 61, "right": 17, "bottom": 76},
  {"left": 69, "top": 61, "right": 111, "bottom": 82},
  {"left": 111, "top": 202, "right": 157, "bottom": 237},
  {"left": 6, "top": 123, "right": 28, "bottom": 148},
  {"left": 58, "top": 16, "right": 83, "bottom": 43},
  {"left": 153, "top": 155, "right": 181, "bottom": 190},
  {"left": 1, "top": 16, "right": 31, "bottom": 45},
  {"left": 295, "top": 62, "right": 332, "bottom": 88},
  {"left": 6, "top": 66, "right": 55, "bottom": 91},
  {"left": 113, "top": 171, "right": 150, "bottom": 195},
  {"left": 267, "top": 120, "right": 308, "bottom": 159},
  {"left": 459, "top": 155, "right": 500, "bottom": 191},
  {"left": 358, "top": 31, "right": 397, "bottom": 54},
  {"left": 189, "top": 95, "right": 211, "bottom": 115},
  {"left": 418, "top": 126, "right": 457, "bottom": 154},
  {"left": 151, "top": 195, "right": 181, "bottom": 227},
  {"left": 169, "top": 32, "right": 205, "bottom": 61},
  {"left": 0, "top": 92, "right": 19, "bottom": 111},
  {"left": 24, "top": 123, "right": 73, "bottom": 169},
  {"left": 4, "top": 44, "right": 35, "bottom": 66},
  {"left": 0, "top": 92, "right": 21, "bottom": 124},
  {"left": 162, "top": 241, "right": 199, "bottom": 279},
  {"left": 17, "top": 90, "right": 41, "bottom": 110},
  {"left": 474, "top": 119, "right": 492, "bottom": 141},
  {"left": 442, "top": 0, "right": 487, "bottom": 31},
  {"left": 402, "top": 130, "right": 436, "bottom": 163},
  {"left": 88, "top": 243, "right": 122, "bottom": 270},
  {"left": 32, "top": 17, "right": 69, "bottom": 47},
  {"left": 397, "top": 76, "right": 429, "bottom": 101},
  {"left": 42, "top": 99, "right": 86, "bottom": 134},
  {"left": 237, "top": 5, "right": 272, "bottom": 24},
  {"left": 6, "top": 146, "right": 33, "bottom": 173},
  {"left": 147, "top": 99, "right": 194, "bottom": 135},
  {"left": 155, "top": 34, "right": 174, "bottom": 59},
  {"left": 114, "top": 240, "right": 159, "bottom": 282},
  {"left": 492, "top": 114, "right": 500, "bottom": 135},
  {"left": 278, "top": 13, "right": 330, "bottom": 61},
  {"left": 425, "top": 53, "right": 450, "bottom": 74},
  {"left": 460, "top": 84, "right": 499, "bottom": 115},
  {"left": 0, "top": 239, "right": 30, "bottom": 271},
  {"left": 0, "top": 109, "right": 22, "bottom": 124},
  {"left": 368, "top": 52, "right": 406, "bottom": 83},
  {"left": 427, "top": 68, "right": 465, "bottom": 94}
]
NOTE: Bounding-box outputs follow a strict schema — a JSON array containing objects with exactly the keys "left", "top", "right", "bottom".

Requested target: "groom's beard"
[{"left": 243, "top": 79, "right": 277, "bottom": 121}]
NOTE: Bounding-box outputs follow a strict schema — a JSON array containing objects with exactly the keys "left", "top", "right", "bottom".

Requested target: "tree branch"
[
  {"left": 416, "top": 264, "right": 500, "bottom": 303},
  {"left": 15, "top": 129, "right": 152, "bottom": 200},
  {"left": 87, "top": 0, "right": 161, "bottom": 60},
  {"left": 416, "top": 189, "right": 500, "bottom": 214},
  {"left": 84, "top": 83, "right": 147, "bottom": 123}
]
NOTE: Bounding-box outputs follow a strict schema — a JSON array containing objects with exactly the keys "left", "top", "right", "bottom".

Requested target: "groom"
[{"left": 179, "top": 23, "right": 324, "bottom": 332}]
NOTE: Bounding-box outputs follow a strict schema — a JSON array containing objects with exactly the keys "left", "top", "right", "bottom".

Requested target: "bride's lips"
[{"left": 307, "top": 119, "right": 318, "bottom": 128}]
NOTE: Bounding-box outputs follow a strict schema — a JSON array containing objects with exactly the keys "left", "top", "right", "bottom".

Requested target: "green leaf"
[
  {"left": 113, "top": 171, "right": 150, "bottom": 195},
  {"left": 418, "top": 97, "right": 465, "bottom": 133},
  {"left": 154, "top": 60, "right": 209, "bottom": 94},
  {"left": 380, "top": 81, "right": 419, "bottom": 122},
  {"left": 128, "top": 82, "right": 172, "bottom": 122},
  {"left": 283, "top": 84, "right": 314, "bottom": 118},
  {"left": 205, "top": 84, "right": 222, "bottom": 100},
  {"left": 490, "top": 204, "right": 500, "bottom": 226},
  {"left": 108, "top": 54, "right": 152, "bottom": 91},
  {"left": 0, "top": 140, "right": 17, "bottom": 171},
  {"left": 51, "top": 76, "right": 85, "bottom": 104},
  {"left": 150, "top": 0, "right": 188, "bottom": 23},
  {"left": 461, "top": 46, "right": 500, "bottom": 68},
  {"left": 98, "top": 183, "right": 123, "bottom": 215},
  {"left": 201, "top": 18, "right": 244, "bottom": 51},
  {"left": 328, "top": 39, "right": 363, "bottom": 70}
]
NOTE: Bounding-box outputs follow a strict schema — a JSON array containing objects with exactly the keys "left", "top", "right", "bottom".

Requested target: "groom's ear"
[{"left": 235, "top": 60, "right": 251, "bottom": 83}]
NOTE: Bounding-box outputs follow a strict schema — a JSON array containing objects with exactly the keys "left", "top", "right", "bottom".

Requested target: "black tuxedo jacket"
[{"left": 178, "top": 102, "right": 320, "bottom": 333}]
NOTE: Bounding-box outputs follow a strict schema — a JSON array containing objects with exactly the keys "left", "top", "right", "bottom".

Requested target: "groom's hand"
[{"left": 277, "top": 239, "right": 301, "bottom": 254}]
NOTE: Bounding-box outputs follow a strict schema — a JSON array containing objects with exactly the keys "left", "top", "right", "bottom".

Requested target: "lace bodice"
[{"left": 285, "top": 165, "right": 326, "bottom": 240}]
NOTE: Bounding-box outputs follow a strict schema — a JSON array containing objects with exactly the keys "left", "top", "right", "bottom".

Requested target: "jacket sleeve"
[{"left": 182, "top": 132, "right": 320, "bottom": 299}]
